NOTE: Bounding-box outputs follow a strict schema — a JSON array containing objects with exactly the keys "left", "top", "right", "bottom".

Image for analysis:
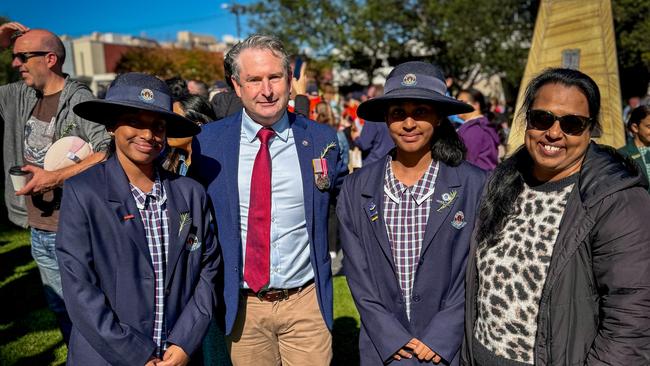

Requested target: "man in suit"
[
  {"left": 337, "top": 62, "right": 487, "bottom": 365},
  {"left": 193, "top": 35, "right": 347, "bottom": 366}
]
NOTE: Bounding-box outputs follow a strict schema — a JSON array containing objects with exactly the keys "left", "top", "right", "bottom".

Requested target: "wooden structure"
[{"left": 506, "top": 0, "right": 624, "bottom": 153}]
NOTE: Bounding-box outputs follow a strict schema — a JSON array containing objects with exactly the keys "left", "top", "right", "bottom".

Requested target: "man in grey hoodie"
[{"left": 0, "top": 21, "right": 110, "bottom": 345}]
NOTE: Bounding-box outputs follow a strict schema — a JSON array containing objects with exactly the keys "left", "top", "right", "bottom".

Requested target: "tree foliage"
[
  {"left": 612, "top": 0, "right": 650, "bottom": 98},
  {"left": 115, "top": 47, "right": 224, "bottom": 84},
  {"left": 244, "top": 0, "right": 650, "bottom": 104},
  {"left": 243, "top": 0, "right": 537, "bottom": 102}
]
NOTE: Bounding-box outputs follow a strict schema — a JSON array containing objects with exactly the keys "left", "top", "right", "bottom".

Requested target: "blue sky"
[{"left": 0, "top": 0, "right": 254, "bottom": 42}]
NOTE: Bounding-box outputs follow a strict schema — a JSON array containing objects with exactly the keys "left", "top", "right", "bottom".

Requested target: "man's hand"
[
  {"left": 15, "top": 165, "right": 62, "bottom": 196},
  {"left": 404, "top": 338, "right": 442, "bottom": 363},
  {"left": 156, "top": 345, "right": 190, "bottom": 366},
  {"left": 291, "top": 60, "right": 308, "bottom": 97},
  {"left": 0, "top": 21, "right": 29, "bottom": 48}
]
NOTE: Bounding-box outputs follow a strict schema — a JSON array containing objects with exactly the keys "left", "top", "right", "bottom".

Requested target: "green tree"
[
  {"left": 243, "top": 0, "right": 537, "bottom": 103},
  {"left": 612, "top": 0, "right": 650, "bottom": 99},
  {"left": 244, "top": 0, "right": 417, "bottom": 83},
  {"left": 115, "top": 47, "right": 224, "bottom": 84}
]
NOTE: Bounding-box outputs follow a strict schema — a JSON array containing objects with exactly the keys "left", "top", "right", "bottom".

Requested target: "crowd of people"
[{"left": 1, "top": 20, "right": 650, "bottom": 366}]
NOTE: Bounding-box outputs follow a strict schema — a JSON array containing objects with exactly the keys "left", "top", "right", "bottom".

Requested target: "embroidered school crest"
[
  {"left": 451, "top": 211, "right": 467, "bottom": 229},
  {"left": 186, "top": 233, "right": 201, "bottom": 251}
]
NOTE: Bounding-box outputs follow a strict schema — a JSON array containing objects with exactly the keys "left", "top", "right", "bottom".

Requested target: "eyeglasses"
[
  {"left": 12, "top": 51, "right": 51, "bottom": 63},
  {"left": 526, "top": 109, "right": 593, "bottom": 135}
]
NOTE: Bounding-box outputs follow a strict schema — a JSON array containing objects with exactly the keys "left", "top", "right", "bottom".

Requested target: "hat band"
[
  {"left": 385, "top": 73, "right": 447, "bottom": 96},
  {"left": 105, "top": 85, "right": 171, "bottom": 110}
]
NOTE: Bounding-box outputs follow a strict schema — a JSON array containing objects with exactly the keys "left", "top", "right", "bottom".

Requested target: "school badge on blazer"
[{"left": 186, "top": 233, "right": 201, "bottom": 251}]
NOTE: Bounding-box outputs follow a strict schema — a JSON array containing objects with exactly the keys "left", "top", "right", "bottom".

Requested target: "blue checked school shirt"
[
  {"left": 130, "top": 175, "right": 169, "bottom": 358},
  {"left": 237, "top": 109, "right": 314, "bottom": 290},
  {"left": 383, "top": 156, "right": 439, "bottom": 319}
]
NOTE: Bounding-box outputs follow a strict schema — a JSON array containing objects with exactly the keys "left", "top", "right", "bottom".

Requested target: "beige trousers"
[{"left": 225, "top": 283, "right": 332, "bottom": 366}]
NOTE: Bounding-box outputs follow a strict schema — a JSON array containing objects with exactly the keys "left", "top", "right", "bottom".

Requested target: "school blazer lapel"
[
  {"left": 419, "top": 162, "right": 462, "bottom": 257},
  {"left": 105, "top": 156, "right": 153, "bottom": 269},
  {"left": 361, "top": 158, "right": 396, "bottom": 273},
  {"left": 163, "top": 175, "right": 192, "bottom": 284},
  {"left": 291, "top": 115, "right": 315, "bottom": 241}
]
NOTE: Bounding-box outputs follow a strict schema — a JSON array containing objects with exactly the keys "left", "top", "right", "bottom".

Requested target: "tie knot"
[{"left": 257, "top": 127, "right": 275, "bottom": 145}]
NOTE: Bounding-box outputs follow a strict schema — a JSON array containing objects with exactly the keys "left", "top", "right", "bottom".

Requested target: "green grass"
[{"left": 0, "top": 223, "right": 361, "bottom": 365}]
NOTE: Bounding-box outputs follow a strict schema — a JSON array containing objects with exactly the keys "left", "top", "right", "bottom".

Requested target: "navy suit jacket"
[
  {"left": 56, "top": 156, "right": 220, "bottom": 366},
  {"left": 193, "top": 111, "right": 347, "bottom": 335},
  {"left": 337, "top": 156, "right": 486, "bottom": 366}
]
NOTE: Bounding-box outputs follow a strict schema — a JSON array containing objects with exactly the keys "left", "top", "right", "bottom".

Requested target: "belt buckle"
[{"left": 256, "top": 289, "right": 268, "bottom": 301}]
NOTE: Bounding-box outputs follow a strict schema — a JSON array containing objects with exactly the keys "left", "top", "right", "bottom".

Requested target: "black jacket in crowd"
[{"left": 462, "top": 142, "right": 650, "bottom": 365}]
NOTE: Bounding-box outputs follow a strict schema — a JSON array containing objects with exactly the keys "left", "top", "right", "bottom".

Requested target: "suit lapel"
[
  {"left": 163, "top": 174, "right": 191, "bottom": 285},
  {"left": 219, "top": 115, "right": 244, "bottom": 267},
  {"left": 361, "top": 157, "right": 396, "bottom": 272},
  {"left": 291, "top": 115, "right": 315, "bottom": 241},
  {"left": 419, "top": 162, "right": 462, "bottom": 257},
  {"left": 105, "top": 156, "right": 153, "bottom": 269}
]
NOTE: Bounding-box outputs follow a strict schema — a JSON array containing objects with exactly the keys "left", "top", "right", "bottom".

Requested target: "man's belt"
[{"left": 244, "top": 279, "right": 315, "bottom": 302}]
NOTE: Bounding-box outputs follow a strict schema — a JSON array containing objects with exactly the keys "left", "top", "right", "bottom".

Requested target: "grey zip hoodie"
[{"left": 0, "top": 75, "right": 110, "bottom": 227}]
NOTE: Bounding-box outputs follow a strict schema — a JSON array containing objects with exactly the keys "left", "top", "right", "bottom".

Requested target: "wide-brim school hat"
[
  {"left": 357, "top": 61, "right": 474, "bottom": 122},
  {"left": 73, "top": 72, "right": 201, "bottom": 138}
]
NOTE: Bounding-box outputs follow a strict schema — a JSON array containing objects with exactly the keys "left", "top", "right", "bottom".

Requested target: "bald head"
[{"left": 16, "top": 29, "right": 65, "bottom": 66}]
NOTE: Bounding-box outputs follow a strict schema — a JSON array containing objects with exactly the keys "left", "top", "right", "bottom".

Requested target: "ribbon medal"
[{"left": 312, "top": 158, "right": 330, "bottom": 190}]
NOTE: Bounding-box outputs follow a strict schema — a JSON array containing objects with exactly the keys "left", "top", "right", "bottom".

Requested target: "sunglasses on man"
[
  {"left": 12, "top": 51, "right": 51, "bottom": 63},
  {"left": 526, "top": 109, "right": 593, "bottom": 135}
]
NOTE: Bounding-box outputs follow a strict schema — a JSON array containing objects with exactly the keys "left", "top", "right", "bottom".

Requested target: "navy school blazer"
[
  {"left": 56, "top": 156, "right": 220, "bottom": 366},
  {"left": 192, "top": 111, "right": 348, "bottom": 335},
  {"left": 337, "top": 156, "right": 486, "bottom": 366}
]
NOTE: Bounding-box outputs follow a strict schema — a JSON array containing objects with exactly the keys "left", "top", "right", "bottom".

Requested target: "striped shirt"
[
  {"left": 130, "top": 176, "right": 169, "bottom": 358},
  {"left": 383, "top": 156, "right": 439, "bottom": 319}
]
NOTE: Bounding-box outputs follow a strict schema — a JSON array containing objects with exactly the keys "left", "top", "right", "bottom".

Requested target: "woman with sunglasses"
[{"left": 461, "top": 68, "right": 650, "bottom": 365}]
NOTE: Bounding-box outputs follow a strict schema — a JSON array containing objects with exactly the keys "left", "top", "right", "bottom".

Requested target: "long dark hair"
[{"left": 431, "top": 117, "right": 466, "bottom": 166}]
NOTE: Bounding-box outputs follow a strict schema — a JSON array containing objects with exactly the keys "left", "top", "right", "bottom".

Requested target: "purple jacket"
[{"left": 457, "top": 116, "right": 499, "bottom": 171}]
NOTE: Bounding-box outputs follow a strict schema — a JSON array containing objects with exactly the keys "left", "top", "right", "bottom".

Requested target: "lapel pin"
[
  {"left": 436, "top": 190, "right": 458, "bottom": 212},
  {"left": 366, "top": 201, "right": 379, "bottom": 222},
  {"left": 123, "top": 214, "right": 135, "bottom": 221},
  {"left": 302, "top": 140, "right": 309, "bottom": 146},
  {"left": 451, "top": 211, "right": 467, "bottom": 229}
]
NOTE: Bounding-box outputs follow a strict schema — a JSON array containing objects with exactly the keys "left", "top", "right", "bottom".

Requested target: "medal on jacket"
[{"left": 312, "top": 158, "right": 330, "bottom": 190}]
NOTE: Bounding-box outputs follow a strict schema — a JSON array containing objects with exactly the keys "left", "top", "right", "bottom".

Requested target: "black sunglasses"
[
  {"left": 526, "top": 109, "right": 593, "bottom": 135},
  {"left": 12, "top": 51, "right": 51, "bottom": 63}
]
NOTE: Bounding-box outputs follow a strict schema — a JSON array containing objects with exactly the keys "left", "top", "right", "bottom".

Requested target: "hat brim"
[
  {"left": 73, "top": 99, "right": 201, "bottom": 138},
  {"left": 357, "top": 88, "right": 474, "bottom": 122}
]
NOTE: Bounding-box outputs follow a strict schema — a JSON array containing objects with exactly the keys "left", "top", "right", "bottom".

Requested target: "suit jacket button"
[
  {"left": 413, "top": 294, "right": 421, "bottom": 302},
  {"left": 165, "top": 289, "right": 170, "bottom": 296}
]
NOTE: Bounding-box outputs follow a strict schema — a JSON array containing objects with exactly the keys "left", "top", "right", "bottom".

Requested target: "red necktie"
[{"left": 244, "top": 127, "right": 275, "bottom": 292}]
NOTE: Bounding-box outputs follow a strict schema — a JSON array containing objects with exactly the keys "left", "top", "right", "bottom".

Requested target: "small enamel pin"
[
  {"left": 451, "top": 211, "right": 467, "bottom": 229},
  {"left": 186, "top": 233, "right": 201, "bottom": 251},
  {"left": 178, "top": 212, "right": 192, "bottom": 236},
  {"left": 366, "top": 201, "right": 379, "bottom": 222},
  {"left": 302, "top": 140, "right": 309, "bottom": 147},
  {"left": 436, "top": 190, "right": 458, "bottom": 212},
  {"left": 123, "top": 214, "right": 135, "bottom": 221}
]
